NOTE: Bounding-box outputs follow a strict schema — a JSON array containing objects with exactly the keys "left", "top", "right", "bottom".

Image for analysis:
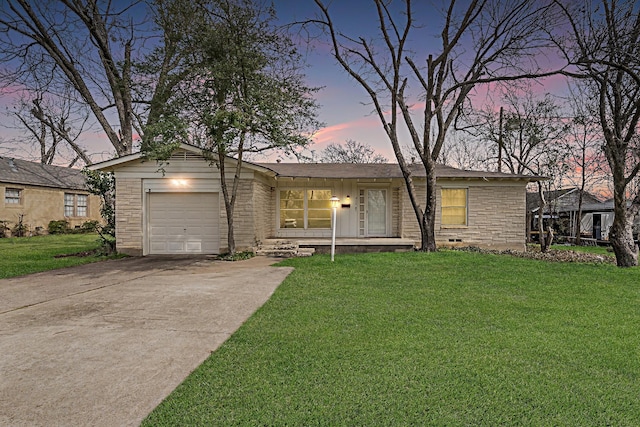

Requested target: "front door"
[
  {"left": 593, "top": 214, "right": 602, "bottom": 240},
  {"left": 359, "top": 189, "right": 387, "bottom": 236}
]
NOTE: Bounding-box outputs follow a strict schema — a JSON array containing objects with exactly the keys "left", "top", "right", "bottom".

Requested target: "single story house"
[
  {"left": 91, "top": 143, "right": 539, "bottom": 256},
  {"left": 526, "top": 188, "right": 603, "bottom": 239},
  {"left": 525, "top": 187, "right": 638, "bottom": 242},
  {"left": 0, "top": 156, "right": 103, "bottom": 236}
]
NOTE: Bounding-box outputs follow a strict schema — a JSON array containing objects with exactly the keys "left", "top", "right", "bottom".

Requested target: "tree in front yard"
[
  {"left": 142, "top": 0, "right": 320, "bottom": 255},
  {"left": 557, "top": 0, "right": 640, "bottom": 266},
  {"left": 319, "top": 140, "right": 388, "bottom": 164},
  {"left": 312, "top": 0, "right": 565, "bottom": 251}
]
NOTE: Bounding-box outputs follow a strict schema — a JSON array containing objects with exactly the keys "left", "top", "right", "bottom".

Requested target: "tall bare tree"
[
  {"left": 320, "top": 140, "right": 388, "bottom": 163},
  {"left": 0, "top": 0, "right": 144, "bottom": 155},
  {"left": 313, "top": 0, "right": 564, "bottom": 251},
  {"left": 10, "top": 86, "right": 92, "bottom": 166},
  {"left": 474, "top": 85, "right": 570, "bottom": 251},
  {"left": 557, "top": 0, "right": 640, "bottom": 266},
  {"left": 0, "top": 0, "right": 200, "bottom": 159},
  {"left": 564, "top": 82, "right": 609, "bottom": 244}
]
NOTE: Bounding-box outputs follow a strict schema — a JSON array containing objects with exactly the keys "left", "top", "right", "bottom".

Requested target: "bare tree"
[
  {"left": 0, "top": 1, "right": 146, "bottom": 156},
  {"left": 474, "top": 85, "right": 570, "bottom": 251},
  {"left": 313, "top": 0, "right": 564, "bottom": 251},
  {"left": 437, "top": 131, "right": 493, "bottom": 171},
  {"left": 10, "top": 85, "right": 92, "bottom": 166},
  {"left": 0, "top": 0, "right": 223, "bottom": 164},
  {"left": 557, "top": 0, "right": 640, "bottom": 266},
  {"left": 320, "top": 140, "right": 388, "bottom": 163},
  {"left": 563, "top": 82, "right": 609, "bottom": 244}
]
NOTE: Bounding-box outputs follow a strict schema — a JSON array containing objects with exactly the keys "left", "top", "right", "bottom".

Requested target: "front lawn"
[
  {"left": 143, "top": 251, "right": 640, "bottom": 426},
  {"left": 0, "top": 234, "right": 109, "bottom": 279}
]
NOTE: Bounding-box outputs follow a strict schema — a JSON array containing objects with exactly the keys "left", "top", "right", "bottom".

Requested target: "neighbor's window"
[
  {"left": 4, "top": 188, "right": 21, "bottom": 204},
  {"left": 279, "top": 189, "right": 332, "bottom": 229},
  {"left": 441, "top": 188, "right": 467, "bottom": 226},
  {"left": 64, "top": 193, "right": 88, "bottom": 217}
]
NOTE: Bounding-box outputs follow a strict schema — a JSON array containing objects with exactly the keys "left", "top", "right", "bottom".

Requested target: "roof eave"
[{"left": 89, "top": 143, "right": 278, "bottom": 177}]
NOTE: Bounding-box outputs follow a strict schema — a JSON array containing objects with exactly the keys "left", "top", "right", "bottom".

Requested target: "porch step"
[{"left": 255, "top": 240, "right": 316, "bottom": 258}]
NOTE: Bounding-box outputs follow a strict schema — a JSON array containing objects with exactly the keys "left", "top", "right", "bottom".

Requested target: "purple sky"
[
  {"left": 0, "top": 0, "right": 570, "bottom": 165},
  {"left": 272, "top": 0, "right": 570, "bottom": 162}
]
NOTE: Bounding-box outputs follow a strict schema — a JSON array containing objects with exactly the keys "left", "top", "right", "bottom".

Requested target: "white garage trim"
[
  {"left": 146, "top": 192, "right": 220, "bottom": 255},
  {"left": 143, "top": 178, "right": 220, "bottom": 193}
]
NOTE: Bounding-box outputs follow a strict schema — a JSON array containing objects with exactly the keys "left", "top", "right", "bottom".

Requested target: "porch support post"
[{"left": 330, "top": 196, "right": 340, "bottom": 262}]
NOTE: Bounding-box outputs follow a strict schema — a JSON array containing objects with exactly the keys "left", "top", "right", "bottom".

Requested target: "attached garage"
[{"left": 147, "top": 192, "right": 220, "bottom": 254}]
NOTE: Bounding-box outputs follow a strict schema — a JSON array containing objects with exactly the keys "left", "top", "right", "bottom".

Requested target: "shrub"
[
  {"left": 12, "top": 214, "right": 28, "bottom": 237},
  {"left": 0, "top": 220, "right": 9, "bottom": 238},
  {"left": 80, "top": 220, "right": 100, "bottom": 233},
  {"left": 48, "top": 220, "right": 70, "bottom": 235}
]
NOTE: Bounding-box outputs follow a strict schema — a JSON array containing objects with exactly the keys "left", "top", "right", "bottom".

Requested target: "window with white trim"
[
  {"left": 4, "top": 188, "right": 21, "bottom": 205},
  {"left": 64, "top": 193, "right": 88, "bottom": 217},
  {"left": 280, "top": 189, "right": 332, "bottom": 229},
  {"left": 441, "top": 188, "right": 467, "bottom": 226}
]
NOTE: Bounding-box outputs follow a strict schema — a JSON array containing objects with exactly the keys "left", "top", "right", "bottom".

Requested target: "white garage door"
[{"left": 148, "top": 192, "right": 220, "bottom": 254}]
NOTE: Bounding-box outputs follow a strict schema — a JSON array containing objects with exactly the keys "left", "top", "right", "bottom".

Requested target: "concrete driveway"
[{"left": 0, "top": 255, "right": 293, "bottom": 426}]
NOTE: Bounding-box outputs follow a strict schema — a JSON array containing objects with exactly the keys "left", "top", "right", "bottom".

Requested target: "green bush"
[
  {"left": 0, "top": 220, "right": 9, "bottom": 238},
  {"left": 12, "top": 214, "right": 28, "bottom": 237},
  {"left": 80, "top": 220, "right": 100, "bottom": 233},
  {"left": 48, "top": 220, "right": 70, "bottom": 235}
]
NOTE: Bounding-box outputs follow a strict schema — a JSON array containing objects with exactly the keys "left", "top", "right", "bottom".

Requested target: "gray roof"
[
  {"left": 257, "top": 162, "right": 538, "bottom": 180},
  {"left": 89, "top": 143, "right": 540, "bottom": 181},
  {"left": 0, "top": 157, "right": 88, "bottom": 191},
  {"left": 527, "top": 188, "right": 605, "bottom": 212}
]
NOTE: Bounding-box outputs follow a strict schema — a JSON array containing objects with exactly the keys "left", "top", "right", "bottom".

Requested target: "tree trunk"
[
  {"left": 421, "top": 161, "right": 438, "bottom": 251},
  {"left": 537, "top": 182, "right": 552, "bottom": 253},
  {"left": 575, "top": 192, "right": 583, "bottom": 246},
  {"left": 215, "top": 133, "right": 245, "bottom": 257},
  {"left": 609, "top": 185, "right": 638, "bottom": 267},
  {"left": 217, "top": 147, "right": 235, "bottom": 256},
  {"left": 226, "top": 208, "right": 236, "bottom": 256}
]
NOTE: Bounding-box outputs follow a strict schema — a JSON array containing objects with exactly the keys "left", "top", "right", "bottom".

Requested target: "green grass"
[
  {"left": 0, "top": 234, "right": 110, "bottom": 279},
  {"left": 143, "top": 251, "right": 640, "bottom": 426}
]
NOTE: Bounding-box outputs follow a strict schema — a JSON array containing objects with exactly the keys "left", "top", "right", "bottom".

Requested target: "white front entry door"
[
  {"left": 359, "top": 189, "right": 387, "bottom": 236},
  {"left": 147, "top": 192, "right": 220, "bottom": 254}
]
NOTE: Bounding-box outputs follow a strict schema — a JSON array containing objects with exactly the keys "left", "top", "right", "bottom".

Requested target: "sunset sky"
[{"left": 0, "top": 0, "right": 571, "bottom": 165}]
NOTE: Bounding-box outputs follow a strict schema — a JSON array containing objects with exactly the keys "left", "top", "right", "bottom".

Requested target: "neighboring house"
[
  {"left": 91, "top": 143, "right": 539, "bottom": 256},
  {"left": 526, "top": 187, "right": 621, "bottom": 241},
  {"left": 0, "top": 157, "right": 102, "bottom": 235}
]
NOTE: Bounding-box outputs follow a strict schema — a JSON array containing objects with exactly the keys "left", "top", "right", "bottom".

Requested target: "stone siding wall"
[
  {"left": 115, "top": 178, "right": 143, "bottom": 256},
  {"left": 1, "top": 184, "right": 102, "bottom": 236},
  {"left": 219, "top": 179, "right": 255, "bottom": 252},
  {"left": 400, "top": 181, "right": 527, "bottom": 251},
  {"left": 253, "top": 178, "right": 275, "bottom": 243}
]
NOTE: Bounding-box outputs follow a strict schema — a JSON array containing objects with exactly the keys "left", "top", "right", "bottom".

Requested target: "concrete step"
[
  {"left": 255, "top": 240, "right": 315, "bottom": 258},
  {"left": 259, "top": 244, "right": 298, "bottom": 251},
  {"left": 255, "top": 249, "right": 299, "bottom": 258}
]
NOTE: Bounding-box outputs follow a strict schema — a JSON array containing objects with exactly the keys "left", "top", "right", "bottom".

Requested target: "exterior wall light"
[
  {"left": 342, "top": 195, "right": 351, "bottom": 208},
  {"left": 171, "top": 179, "right": 189, "bottom": 187}
]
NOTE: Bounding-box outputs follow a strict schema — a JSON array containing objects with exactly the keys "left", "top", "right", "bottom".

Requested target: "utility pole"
[{"left": 498, "top": 106, "right": 504, "bottom": 173}]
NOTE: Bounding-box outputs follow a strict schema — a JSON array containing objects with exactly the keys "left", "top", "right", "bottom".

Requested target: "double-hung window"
[
  {"left": 64, "top": 193, "right": 88, "bottom": 217},
  {"left": 441, "top": 188, "right": 468, "bottom": 226},
  {"left": 280, "top": 189, "right": 332, "bottom": 229},
  {"left": 4, "top": 188, "right": 22, "bottom": 205}
]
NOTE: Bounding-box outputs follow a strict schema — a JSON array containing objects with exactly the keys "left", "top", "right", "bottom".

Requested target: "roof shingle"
[
  {"left": 0, "top": 157, "right": 88, "bottom": 191},
  {"left": 256, "top": 162, "right": 537, "bottom": 180}
]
